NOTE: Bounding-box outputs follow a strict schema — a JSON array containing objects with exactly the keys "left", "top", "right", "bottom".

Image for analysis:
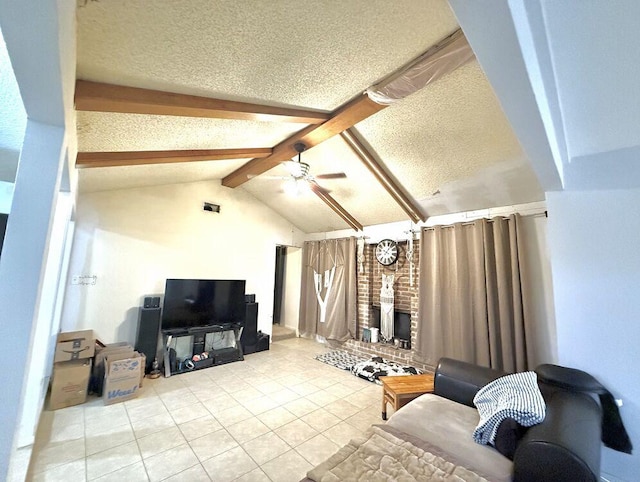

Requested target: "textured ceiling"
[
  {"left": 77, "top": 112, "right": 303, "bottom": 152},
  {"left": 356, "top": 61, "right": 526, "bottom": 201},
  {"left": 75, "top": 0, "right": 544, "bottom": 232},
  {"left": 78, "top": 159, "right": 249, "bottom": 194},
  {"left": 77, "top": 0, "right": 458, "bottom": 110}
]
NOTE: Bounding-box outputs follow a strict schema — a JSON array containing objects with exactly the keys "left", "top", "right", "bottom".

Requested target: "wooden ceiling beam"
[
  {"left": 309, "top": 183, "right": 363, "bottom": 231},
  {"left": 341, "top": 129, "right": 425, "bottom": 223},
  {"left": 221, "top": 29, "right": 469, "bottom": 189},
  {"left": 75, "top": 80, "right": 330, "bottom": 124},
  {"left": 76, "top": 148, "right": 272, "bottom": 169},
  {"left": 222, "top": 94, "right": 386, "bottom": 188}
]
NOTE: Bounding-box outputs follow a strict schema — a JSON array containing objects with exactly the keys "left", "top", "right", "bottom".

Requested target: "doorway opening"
[
  {"left": 272, "top": 245, "right": 301, "bottom": 342},
  {"left": 273, "top": 245, "right": 286, "bottom": 325}
]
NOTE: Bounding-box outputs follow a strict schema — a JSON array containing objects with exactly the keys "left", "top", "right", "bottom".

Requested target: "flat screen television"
[{"left": 161, "top": 279, "right": 246, "bottom": 333}]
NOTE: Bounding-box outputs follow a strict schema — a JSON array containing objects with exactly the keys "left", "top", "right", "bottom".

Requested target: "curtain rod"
[{"left": 422, "top": 211, "right": 547, "bottom": 231}]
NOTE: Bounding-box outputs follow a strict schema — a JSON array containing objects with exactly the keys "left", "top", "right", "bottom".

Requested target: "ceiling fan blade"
[
  {"left": 309, "top": 180, "right": 331, "bottom": 194},
  {"left": 315, "top": 172, "right": 347, "bottom": 180}
]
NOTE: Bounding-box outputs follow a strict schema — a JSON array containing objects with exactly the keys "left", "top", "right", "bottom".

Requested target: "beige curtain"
[
  {"left": 416, "top": 215, "right": 529, "bottom": 372},
  {"left": 298, "top": 237, "right": 357, "bottom": 342}
]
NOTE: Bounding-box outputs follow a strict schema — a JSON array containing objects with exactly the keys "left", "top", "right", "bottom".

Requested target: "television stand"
[{"left": 162, "top": 323, "right": 244, "bottom": 376}]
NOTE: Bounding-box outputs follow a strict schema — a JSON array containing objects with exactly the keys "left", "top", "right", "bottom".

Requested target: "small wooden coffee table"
[{"left": 380, "top": 373, "right": 435, "bottom": 420}]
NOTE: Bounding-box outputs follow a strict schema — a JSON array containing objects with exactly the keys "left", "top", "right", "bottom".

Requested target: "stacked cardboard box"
[
  {"left": 50, "top": 330, "right": 96, "bottom": 410},
  {"left": 50, "top": 331, "right": 146, "bottom": 409}
]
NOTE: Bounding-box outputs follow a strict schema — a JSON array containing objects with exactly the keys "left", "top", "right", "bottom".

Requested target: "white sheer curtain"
[{"left": 416, "top": 215, "right": 532, "bottom": 372}]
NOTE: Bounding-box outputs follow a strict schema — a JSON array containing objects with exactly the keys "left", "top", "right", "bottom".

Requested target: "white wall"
[
  {"left": 61, "top": 181, "right": 303, "bottom": 344},
  {"left": 16, "top": 192, "right": 73, "bottom": 448},
  {"left": 0, "top": 120, "right": 65, "bottom": 481},
  {"left": 281, "top": 247, "right": 302, "bottom": 332},
  {"left": 547, "top": 189, "right": 640, "bottom": 480},
  {"left": 0, "top": 1, "right": 77, "bottom": 478}
]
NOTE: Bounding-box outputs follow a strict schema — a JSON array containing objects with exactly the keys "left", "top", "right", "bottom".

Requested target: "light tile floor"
[{"left": 27, "top": 337, "right": 386, "bottom": 481}]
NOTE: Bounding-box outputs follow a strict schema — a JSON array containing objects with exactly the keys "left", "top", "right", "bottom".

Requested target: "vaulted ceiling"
[{"left": 75, "top": 0, "right": 543, "bottom": 233}]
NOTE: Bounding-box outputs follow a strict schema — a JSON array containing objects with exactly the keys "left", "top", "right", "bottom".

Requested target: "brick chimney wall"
[{"left": 344, "top": 239, "right": 431, "bottom": 372}]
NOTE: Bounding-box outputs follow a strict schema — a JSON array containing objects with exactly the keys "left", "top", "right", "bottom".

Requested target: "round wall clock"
[{"left": 375, "top": 239, "right": 399, "bottom": 266}]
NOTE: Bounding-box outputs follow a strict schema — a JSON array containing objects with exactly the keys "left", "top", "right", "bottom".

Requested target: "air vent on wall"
[{"left": 203, "top": 202, "right": 220, "bottom": 213}]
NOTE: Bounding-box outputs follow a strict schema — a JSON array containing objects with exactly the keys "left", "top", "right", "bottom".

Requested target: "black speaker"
[
  {"left": 144, "top": 296, "right": 161, "bottom": 308},
  {"left": 256, "top": 332, "right": 270, "bottom": 352},
  {"left": 244, "top": 294, "right": 256, "bottom": 303},
  {"left": 136, "top": 307, "right": 162, "bottom": 373},
  {"left": 240, "top": 302, "right": 258, "bottom": 354}
]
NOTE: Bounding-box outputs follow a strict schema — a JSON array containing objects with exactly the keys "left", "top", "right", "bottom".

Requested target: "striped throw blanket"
[{"left": 472, "top": 371, "right": 546, "bottom": 445}]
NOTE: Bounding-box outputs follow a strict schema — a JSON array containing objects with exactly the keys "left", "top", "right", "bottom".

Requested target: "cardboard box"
[
  {"left": 54, "top": 330, "right": 96, "bottom": 362},
  {"left": 50, "top": 359, "right": 92, "bottom": 410},
  {"left": 103, "top": 352, "right": 144, "bottom": 405},
  {"left": 95, "top": 343, "right": 133, "bottom": 370},
  {"left": 91, "top": 343, "right": 134, "bottom": 395}
]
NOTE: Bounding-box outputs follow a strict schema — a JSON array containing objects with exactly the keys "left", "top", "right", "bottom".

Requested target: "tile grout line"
[
  {"left": 32, "top": 339, "right": 380, "bottom": 482},
  {"left": 123, "top": 395, "right": 151, "bottom": 482}
]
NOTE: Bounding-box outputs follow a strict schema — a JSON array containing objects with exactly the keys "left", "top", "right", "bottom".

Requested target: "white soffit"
[
  {"left": 356, "top": 61, "right": 528, "bottom": 201},
  {"left": 77, "top": 112, "right": 303, "bottom": 152},
  {"left": 76, "top": 0, "right": 458, "bottom": 110},
  {"left": 541, "top": 1, "right": 640, "bottom": 161},
  {"left": 78, "top": 158, "right": 249, "bottom": 193}
]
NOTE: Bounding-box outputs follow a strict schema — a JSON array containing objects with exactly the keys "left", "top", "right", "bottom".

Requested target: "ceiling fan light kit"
[
  {"left": 274, "top": 141, "right": 347, "bottom": 197},
  {"left": 290, "top": 142, "right": 310, "bottom": 179},
  {"left": 284, "top": 178, "right": 311, "bottom": 197},
  {"left": 286, "top": 159, "right": 310, "bottom": 179}
]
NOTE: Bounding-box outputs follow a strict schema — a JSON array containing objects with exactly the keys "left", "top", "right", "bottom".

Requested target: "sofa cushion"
[{"left": 386, "top": 393, "right": 513, "bottom": 482}]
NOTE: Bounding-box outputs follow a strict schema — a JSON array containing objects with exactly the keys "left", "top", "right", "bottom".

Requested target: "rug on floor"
[{"left": 315, "top": 350, "right": 366, "bottom": 370}]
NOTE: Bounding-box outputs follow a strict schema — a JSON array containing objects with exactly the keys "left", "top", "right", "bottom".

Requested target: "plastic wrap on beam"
[{"left": 367, "top": 30, "right": 475, "bottom": 105}]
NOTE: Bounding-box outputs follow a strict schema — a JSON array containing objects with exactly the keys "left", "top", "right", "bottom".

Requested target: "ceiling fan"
[{"left": 263, "top": 142, "right": 347, "bottom": 196}]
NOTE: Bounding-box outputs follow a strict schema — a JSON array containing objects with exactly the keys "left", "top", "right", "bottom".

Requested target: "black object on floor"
[
  {"left": 136, "top": 306, "right": 161, "bottom": 373},
  {"left": 256, "top": 332, "right": 270, "bottom": 352},
  {"left": 241, "top": 302, "right": 259, "bottom": 354}
]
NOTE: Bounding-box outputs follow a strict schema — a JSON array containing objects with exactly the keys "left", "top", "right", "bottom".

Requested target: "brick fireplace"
[{"left": 342, "top": 240, "right": 432, "bottom": 372}]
